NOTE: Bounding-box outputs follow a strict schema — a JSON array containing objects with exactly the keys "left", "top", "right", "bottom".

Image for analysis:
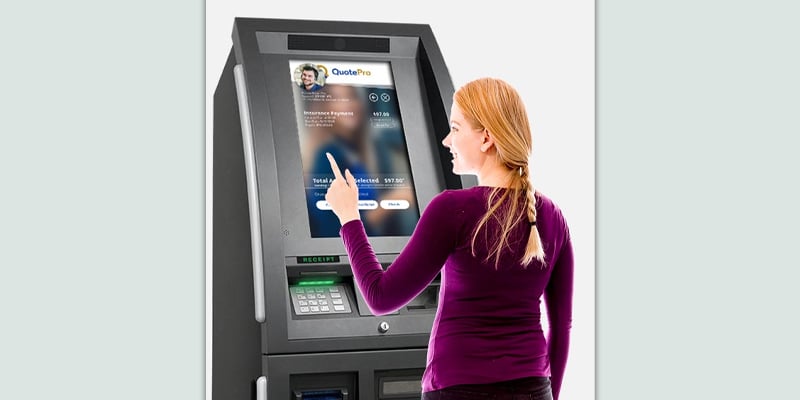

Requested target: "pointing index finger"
[{"left": 326, "top": 152, "right": 344, "bottom": 181}]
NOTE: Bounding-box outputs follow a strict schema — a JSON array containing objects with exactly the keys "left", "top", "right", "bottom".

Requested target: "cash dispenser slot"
[
  {"left": 290, "top": 372, "right": 356, "bottom": 400},
  {"left": 293, "top": 389, "right": 349, "bottom": 400}
]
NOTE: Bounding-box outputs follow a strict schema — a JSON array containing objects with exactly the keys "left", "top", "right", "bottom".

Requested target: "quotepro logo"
[{"left": 330, "top": 66, "right": 372, "bottom": 76}]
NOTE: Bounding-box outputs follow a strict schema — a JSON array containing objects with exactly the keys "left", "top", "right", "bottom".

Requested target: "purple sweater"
[{"left": 340, "top": 186, "right": 573, "bottom": 399}]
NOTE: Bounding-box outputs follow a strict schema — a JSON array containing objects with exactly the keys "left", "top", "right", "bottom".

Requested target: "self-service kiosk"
[{"left": 213, "top": 18, "right": 476, "bottom": 400}]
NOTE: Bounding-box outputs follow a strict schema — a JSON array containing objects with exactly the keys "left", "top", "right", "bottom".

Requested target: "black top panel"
[{"left": 288, "top": 34, "right": 390, "bottom": 53}]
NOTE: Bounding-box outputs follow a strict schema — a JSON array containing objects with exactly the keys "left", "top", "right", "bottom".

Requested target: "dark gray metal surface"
[{"left": 213, "top": 18, "right": 474, "bottom": 399}]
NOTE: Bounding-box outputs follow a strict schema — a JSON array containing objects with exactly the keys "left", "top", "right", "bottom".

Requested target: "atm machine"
[{"left": 212, "top": 18, "right": 476, "bottom": 400}]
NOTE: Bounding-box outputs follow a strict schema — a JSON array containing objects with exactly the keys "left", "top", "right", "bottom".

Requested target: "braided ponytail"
[{"left": 519, "top": 165, "right": 545, "bottom": 266}]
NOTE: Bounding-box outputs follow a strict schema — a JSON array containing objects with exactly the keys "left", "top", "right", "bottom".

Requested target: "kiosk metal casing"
[{"left": 213, "top": 18, "right": 475, "bottom": 400}]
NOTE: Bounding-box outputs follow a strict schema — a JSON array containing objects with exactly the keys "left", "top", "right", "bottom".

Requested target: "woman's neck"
[{"left": 477, "top": 165, "right": 518, "bottom": 188}]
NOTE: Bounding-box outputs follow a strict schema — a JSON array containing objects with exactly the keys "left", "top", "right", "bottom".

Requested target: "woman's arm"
[
  {"left": 544, "top": 230, "right": 574, "bottom": 400},
  {"left": 340, "top": 192, "right": 459, "bottom": 315},
  {"left": 324, "top": 152, "right": 460, "bottom": 315}
]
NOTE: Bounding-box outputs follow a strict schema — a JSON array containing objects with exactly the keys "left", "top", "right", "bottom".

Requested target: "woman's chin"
[{"left": 449, "top": 161, "right": 466, "bottom": 175}]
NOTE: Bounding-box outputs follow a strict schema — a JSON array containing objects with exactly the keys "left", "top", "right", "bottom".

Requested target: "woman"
[{"left": 325, "top": 77, "right": 573, "bottom": 400}]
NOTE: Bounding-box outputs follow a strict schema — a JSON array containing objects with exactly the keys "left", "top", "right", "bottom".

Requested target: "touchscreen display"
[{"left": 290, "top": 60, "right": 420, "bottom": 238}]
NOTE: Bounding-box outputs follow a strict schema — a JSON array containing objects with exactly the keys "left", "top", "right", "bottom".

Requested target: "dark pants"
[{"left": 421, "top": 377, "right": 552, "bottom": 400}]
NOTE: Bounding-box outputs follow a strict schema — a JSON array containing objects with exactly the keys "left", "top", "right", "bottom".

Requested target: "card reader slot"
[{"left": 404, "top": 283, "right": 439, "bottom": 312}]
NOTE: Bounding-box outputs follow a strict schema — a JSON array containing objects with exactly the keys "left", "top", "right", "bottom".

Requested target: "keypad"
[{"left": 290, "top": 285, "right": 352, "bottom": 315}]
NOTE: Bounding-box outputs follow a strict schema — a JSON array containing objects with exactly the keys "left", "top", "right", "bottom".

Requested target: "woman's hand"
[{"left": 324, "top": 152, "right": 361, "bottom": 225}]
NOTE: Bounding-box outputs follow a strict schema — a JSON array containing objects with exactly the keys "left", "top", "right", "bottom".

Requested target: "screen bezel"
[{"left": 257, "top": 33, "right": 447, "bottom": 257}]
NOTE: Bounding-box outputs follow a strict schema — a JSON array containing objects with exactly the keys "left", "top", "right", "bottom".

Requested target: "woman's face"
[{"left": 441, "top": 103, "right": 488, "bottom": 175}]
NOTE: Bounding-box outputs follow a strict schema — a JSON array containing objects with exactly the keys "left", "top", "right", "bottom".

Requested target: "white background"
[
  {"left": 206, "top": 1, "right": 594, "bottom": 399},
  {"left": 1, "top": 1, "right": 796, "bottom": 399}
]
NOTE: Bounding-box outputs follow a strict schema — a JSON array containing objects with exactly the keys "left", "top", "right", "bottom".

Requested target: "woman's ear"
[{"left": 480, "top": 129, "right": 495, "bottom": 152}]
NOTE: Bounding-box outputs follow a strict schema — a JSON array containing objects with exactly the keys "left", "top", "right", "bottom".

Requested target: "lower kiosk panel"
[{"left": 262, "top": 349, "right": 426, "bottom": 400}]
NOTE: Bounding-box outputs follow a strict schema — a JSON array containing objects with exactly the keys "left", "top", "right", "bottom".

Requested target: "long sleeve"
[
  {"left": 544, "top": 231, "right": 574, "bottom": 400},
  {"left": 340, "top": 191, "right": 460, "bottom": 315}
]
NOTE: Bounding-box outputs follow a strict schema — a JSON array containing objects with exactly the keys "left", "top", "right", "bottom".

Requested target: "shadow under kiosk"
[{"left": 213, "top": 18, "right": 476, "bottom": 400}]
